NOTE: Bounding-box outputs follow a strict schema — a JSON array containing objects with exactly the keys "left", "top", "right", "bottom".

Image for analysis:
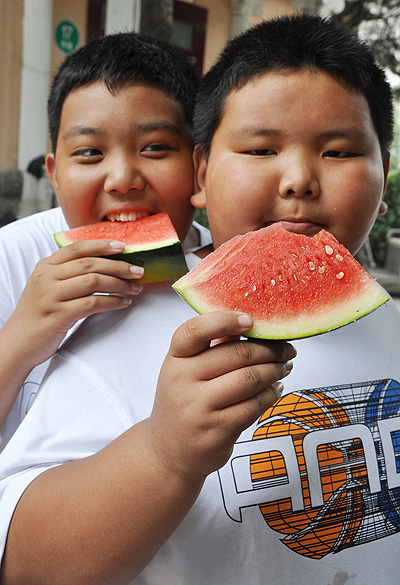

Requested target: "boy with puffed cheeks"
[
  {"left": 0, "top": 25, "right": 293, "bottom": 585},
  {"left": 2, "top": 13, "right": 400, "bottom": 585},
  {"left": 0, "top": 32, "right": 208, "bottom": 436}
]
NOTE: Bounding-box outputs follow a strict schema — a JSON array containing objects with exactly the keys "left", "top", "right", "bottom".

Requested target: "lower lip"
[{"left": 278, "top": 220, "right": 321, "bottom": 235}]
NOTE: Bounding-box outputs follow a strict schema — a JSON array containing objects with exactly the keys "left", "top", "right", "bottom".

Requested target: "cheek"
[
  {"left": 333, "top": 196, "right": 381, "bottom": 255},
  {"left": 56, "top": 176, "right": 98, "bottom": 227},
  {"left": 158, "top": 160, "right": 194, "bottom": 197},
  {"left": 332, "top": 164, "right": 384, "bottom": 217},
  {"left": 205, "top": 197, "right": 241, "bottom": 248}
]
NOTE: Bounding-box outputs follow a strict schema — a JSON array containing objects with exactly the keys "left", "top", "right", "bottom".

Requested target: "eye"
[
  {"left": 323, "top": 150, "right": 358, "bottom": 158},
  {"left": 142, "top": 144, "right": 173, "bottom": 153},
  {"left": 245, "top": 149, "right": 276, "bottom": 156},
  {"left": 74, "top": 148, "right": 102, "bottom": 158}
]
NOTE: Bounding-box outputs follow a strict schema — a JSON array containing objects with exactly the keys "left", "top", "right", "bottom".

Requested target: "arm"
[
  {"left": 1, "top": 311, "right": 295, "bottom": 585},
  {"left": 0, "top": 239, "right": 143, "bottom": 427}
]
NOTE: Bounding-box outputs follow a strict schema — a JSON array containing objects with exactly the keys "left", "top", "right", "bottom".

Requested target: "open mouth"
[{"left": 103, "top": 211, "right": 153, "bottom": 222}]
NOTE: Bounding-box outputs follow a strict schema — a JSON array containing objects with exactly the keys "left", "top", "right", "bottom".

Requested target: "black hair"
[
  {"left": 194, "top": 13, "right": 393, "bottom": 158},
  {"left": 48, "top": 32, "right": 200, "bottom": 152}
]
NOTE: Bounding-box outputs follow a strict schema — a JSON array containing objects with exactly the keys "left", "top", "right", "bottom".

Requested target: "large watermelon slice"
[
  {"left": 172, "top": 223, "right": 389, "bottom": 339},
  {"left": 54, "top": 212, "right": 188, "bottom": 283}
]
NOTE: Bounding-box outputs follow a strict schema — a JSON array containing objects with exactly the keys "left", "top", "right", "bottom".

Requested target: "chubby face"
[
  {"left": 46, "top": 81, "right": 195, "bottom": 241},
  {"left": 193, "top": 70, "right": 389, "bottom": 255}
]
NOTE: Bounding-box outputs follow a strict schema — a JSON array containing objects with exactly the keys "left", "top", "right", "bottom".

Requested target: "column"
[
  {"left": 18, "top": 0, "right": 53, "bottom": 217},
  {"left": 105, "top": 0, "right": 141, "bottom": 34}
]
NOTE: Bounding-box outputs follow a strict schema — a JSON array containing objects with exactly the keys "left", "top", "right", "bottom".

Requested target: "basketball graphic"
[
  {"left": 217, "top": 379, "right": 400, "bottom": 559},
  {"left": 250, "top": 391, "right": 365, "bottom": 558},
  {"left": 365, "top": 379, "right": 400, "bottom": 529}
]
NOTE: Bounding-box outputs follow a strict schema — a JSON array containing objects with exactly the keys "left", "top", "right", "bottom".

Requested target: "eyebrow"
[
  {"left": 62, "top": 126, "right": 107, "bottom": 142},
  {"left": 233, "top": 127, "right": 281, "bottom": 139},
  {"left": 233, "top": 126, "right": 369, "bottom": 142},
  {"left": 317, "top": 128, "right": 369, "bottom": 142},
  {"left": 133, "top": 121, "right": 184, "bottom": 136},
  {"left": 62, "top": 121, "right": 183, "bottom": 142}
]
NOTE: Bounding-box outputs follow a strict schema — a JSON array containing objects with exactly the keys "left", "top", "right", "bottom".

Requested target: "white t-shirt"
[
  {"left": 0, "top": 209, "right": 210, "bottom": 450},
  {"left": 0, "top": 264, "right": 399, "bottom": 585},
  {"left": 0, "top": 208, "right": 68, "bottom": 449}
]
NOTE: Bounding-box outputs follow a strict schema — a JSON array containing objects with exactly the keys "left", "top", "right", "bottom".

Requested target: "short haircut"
[
  {"left": 194, "top": 13, "right": 393, "bottom": 158},
  {"left": 48, "top": 32, "right": 200, "bottom": 152}
]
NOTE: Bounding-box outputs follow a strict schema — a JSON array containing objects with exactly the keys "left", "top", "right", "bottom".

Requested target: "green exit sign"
[{"left": 55, "top": 20, "right": 79, "bottom": 53}]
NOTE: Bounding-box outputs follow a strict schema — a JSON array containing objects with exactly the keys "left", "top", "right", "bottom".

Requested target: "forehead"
[
  {"left": 59, "top": 81, "right": 188, "bottom": 132},
  {"left": 220, "top": 70, "right": 375, "bottom": 135}
]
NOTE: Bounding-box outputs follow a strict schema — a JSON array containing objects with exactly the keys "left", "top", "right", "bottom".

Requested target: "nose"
[
  {"left": 104, "top": 156, "right": 146, "bottom": 194},
  {"left": 278, "top": 157, "right": 320, "bottom": 199}
]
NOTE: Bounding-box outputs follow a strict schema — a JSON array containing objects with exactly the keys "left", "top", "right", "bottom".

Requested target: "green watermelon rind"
[
  {"left": 172, "top": 225, "right": 390, "bottom": 340},
  {"left": 108, "top": 243, "right": 188, "bottom": 283},
  {"left": 174, "top": 277, "right": 389, "bottom": 339},
  {"left": 54, "top": 231, "right": 179, "bottom": 253},
  {"left": 54, "top": 214, "right": 188, "bottom": 284}
]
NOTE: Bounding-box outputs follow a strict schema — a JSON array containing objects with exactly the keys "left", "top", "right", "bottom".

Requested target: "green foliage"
[
  {"left": 331, "top": 0, "right": 400, "bottom": 78},
  {"left": 390, "top": 104, "right": 400, "bottom": 172},
  {"left": 369, "top": 171, "right": 400, "bottom": 265},
  {"left": 194, "top": 208, "right": 209, "bottom": 229}
]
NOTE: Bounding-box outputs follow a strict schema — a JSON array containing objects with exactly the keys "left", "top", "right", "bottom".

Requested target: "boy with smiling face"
[
  {"left": 0, "top": 32, "right": 210, "bottom": 444},
  {"left": 1, "top": 13, "right": 400, "bottom": 585}
]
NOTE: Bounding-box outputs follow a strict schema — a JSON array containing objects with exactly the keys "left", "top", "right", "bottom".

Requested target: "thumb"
[{"left": 169, "top": 311, "right": 253, "bottom": 358}]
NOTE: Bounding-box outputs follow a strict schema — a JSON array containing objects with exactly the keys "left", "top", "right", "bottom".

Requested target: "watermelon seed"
[
  {"left": 319, "top": 266, "right": 326, "bottom": 274},
  {"left": 271, "top": 279, "right": 276, "bottom": 286},
  {"left": 325, "top": 245, "right": 333, "bottom": 255},
  {"left": 336, "top": 254, "right": 343, "bottom": 261},
  {"left": 336, "top": 272, "right": 344, "bottom": 279},
  {"left": 309, "top": 261, "right": 316, "bottom": 271},
  {"left": 293, "top": 273, "right": 298, "bottom": 281}
]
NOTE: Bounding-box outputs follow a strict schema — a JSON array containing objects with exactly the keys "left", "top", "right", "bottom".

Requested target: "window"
[{"left": 173, "top": 1, "right": 207, "bottom": 74}]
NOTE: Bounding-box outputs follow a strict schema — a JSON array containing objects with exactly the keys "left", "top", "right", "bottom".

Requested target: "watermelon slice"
[
  {"left": 54, "top": 212, "right": 188, "bottom": 283},
  {"left": 172, "top": 223, "right": 389, "bottom": 339}
]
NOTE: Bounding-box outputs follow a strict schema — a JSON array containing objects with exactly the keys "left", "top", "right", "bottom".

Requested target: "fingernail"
[
  {"left": 237, "top": 314, "right": 253, "bottom": 329},
  {"left": 109, "top": 240, "right": 125, "bottom": 249},
  {"left": 122, "top": 298, "right": 132, "bottom": 306},
  {"left": 273, "top": 381, "right": 284, "bottom": 395},
  {"left": 283, "top": 360, "right": 293, "bottom": 375},
  {"left": 129, "top": 265, "right": 145, "bottom": 277},
  {"left": 130, "top": 283, "right": 143, "bottom": 294},
  {"left": 282, "top": 343, "right": 297, "bottom": 360}
]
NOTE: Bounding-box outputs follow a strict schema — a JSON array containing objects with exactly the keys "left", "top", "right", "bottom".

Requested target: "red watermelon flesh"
[
  {"left": 172, "top": 223, "right": 389, "bottom": 339},
  {"left": 55, "top": 213, "right": 179, "bottom": 251},
  {"left": 54, "top": 213, "right": 188, "bottom": 284}
]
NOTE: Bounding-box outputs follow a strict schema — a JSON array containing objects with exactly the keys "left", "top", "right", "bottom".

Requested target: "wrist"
[{"left": 142, "top": 418, "right": 207, "bottom": 490}]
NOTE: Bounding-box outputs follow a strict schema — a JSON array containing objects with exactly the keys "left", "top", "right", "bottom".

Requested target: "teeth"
[{"left": 105, "top": 211, "right": 151, "bottom": 222}]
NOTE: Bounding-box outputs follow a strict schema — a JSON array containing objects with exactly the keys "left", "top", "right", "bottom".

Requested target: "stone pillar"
[
  {"left": 17, "top": 0, "right": 53, "bottom": 218},
  {"left": 105, "top": 0, "right": 141, "bottom": 34},
  {"left": 0, "top": 0, "right": 23, "bottom": 171}
]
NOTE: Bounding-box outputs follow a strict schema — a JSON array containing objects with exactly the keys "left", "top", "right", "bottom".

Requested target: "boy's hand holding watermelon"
[
  {"left": 148, "top": 310, "right": 296, "bottom": 481},
  {"left": 0, "top": 238, "right": 143, "bottom": 422}
]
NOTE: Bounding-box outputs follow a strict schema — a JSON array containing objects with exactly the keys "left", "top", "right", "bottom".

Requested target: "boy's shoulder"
[
  {"left": 0, "top": 207, "right": 67, "bottom": 271},
  {"left": 0, "top": 207, "right": 67, "bottom": 236}
]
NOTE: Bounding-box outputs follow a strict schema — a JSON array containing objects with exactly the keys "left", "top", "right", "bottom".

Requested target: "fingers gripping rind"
[{"left": 169, "top": 311, "right": 254, "bottom": 359}]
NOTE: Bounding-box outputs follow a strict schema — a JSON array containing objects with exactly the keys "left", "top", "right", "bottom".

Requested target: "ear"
[
  {"left": 378, "top": 152, "right": 391, "bottom": 216},
  {"left": 190, "top": 145, "right": 207, "bottom": 210},
  {"left": 45, "top": 153, "right": 59, "bottom": 194}
]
